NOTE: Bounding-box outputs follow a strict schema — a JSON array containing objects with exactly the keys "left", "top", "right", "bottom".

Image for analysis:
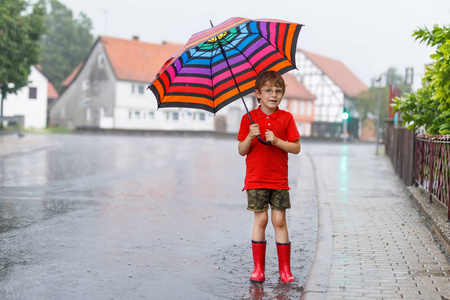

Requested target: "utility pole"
[
  {"left": 0, "top": 85, "right": 3, "bottom": 130},
  {"left": 376, "top": 76, "right": 382, "bottom": 155}
]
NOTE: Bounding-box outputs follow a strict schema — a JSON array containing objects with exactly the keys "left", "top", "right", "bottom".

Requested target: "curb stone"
[
  {"left": 407, "top": 186, "right": 450, "bottom": 257},
  {"left": 300, "top": 153, "right": 332, "bottom": 300}
]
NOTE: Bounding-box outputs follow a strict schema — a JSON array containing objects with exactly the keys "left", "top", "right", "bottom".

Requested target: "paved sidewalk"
[{"left": 302, "top": 143, "right": 450, "bottom": 299}]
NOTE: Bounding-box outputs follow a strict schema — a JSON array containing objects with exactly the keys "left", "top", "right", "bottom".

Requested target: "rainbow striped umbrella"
[{"left": 149, "top": 17, "right": 303, "bottom": 116}]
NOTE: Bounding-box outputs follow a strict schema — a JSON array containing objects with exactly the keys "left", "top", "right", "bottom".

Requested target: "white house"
[
  {"left": 49, "top": 36, "right": 317, "bottom": 136},
  {"left": 292, "top": 50, "right": 368, "bottom": 138},
  {"left": 49, "top": 36, "right": 216, "bottom": 131},
  {"left": 2, "top": 65, "right": 53, "bottom": 129}
]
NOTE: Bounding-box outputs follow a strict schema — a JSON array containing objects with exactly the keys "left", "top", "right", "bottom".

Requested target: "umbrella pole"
[{"left": 211, "top": 21, "right": 270, "bottom": 145}]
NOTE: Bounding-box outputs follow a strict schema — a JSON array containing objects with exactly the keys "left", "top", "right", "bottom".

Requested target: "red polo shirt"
[{"left": 237, "top": 107, "right": 300, "bottom": 190}]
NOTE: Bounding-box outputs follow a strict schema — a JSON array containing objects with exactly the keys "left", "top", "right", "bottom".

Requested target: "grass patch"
[{"left": 24, "top": 126, "right": 72, "bottom": 134}]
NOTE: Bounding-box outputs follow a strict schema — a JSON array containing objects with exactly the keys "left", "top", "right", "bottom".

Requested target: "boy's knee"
[
  {"left": 254, "top": 211, "right": 269, "bottom": 227},
  {"left": 271, "top": 213, "right": 286, "bottom": 228},
  {"left": 257, "top": 216, "right": 269, "bottom": 227}
]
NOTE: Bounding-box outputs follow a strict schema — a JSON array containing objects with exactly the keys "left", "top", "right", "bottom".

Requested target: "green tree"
[
  {"left": 353, "top": 86, "right": 389, "bottom": 128},
  {"left": 392, "top": 24, "right": 450, "bottom": 134},
  {"left": 0, "top": 0, "right": 45, "bottom": 125},
  {"left": 38, "top": 0, "right": 94, "bottom": 93}
]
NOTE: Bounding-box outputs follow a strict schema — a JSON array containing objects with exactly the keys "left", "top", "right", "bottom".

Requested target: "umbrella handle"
[
  {"left": 257, "top": 136, "right": 271, "bottom": 145},
  {"left": 249, "top": 118, "right": 271, "bottom": 145}
]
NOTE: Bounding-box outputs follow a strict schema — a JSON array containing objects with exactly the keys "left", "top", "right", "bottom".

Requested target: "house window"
[
  {"left": 149, "top": 112, "right": 154, "bottom": 120},
  {"left": 299, "top": 100, "right": 305, "bottom": 116},
  {"left": 199, "top": 112, "right": 205, "bottom": 121},
  {"left": 86, "top": 108, "right": 92, "bottom": 121},
  {"left": 134, "top": 111, "right": 141, "bottom": 119},
  {"left": 82, "top": 79, "right": 90, "bottom": 91},
  {"left": 291, "top": 99, "right": 299, "bottom": 115},
  {"left": 29, "top": 87, "right": 37, "bottom": 99},
  {"left": 306, "top": 101, "right": 313, "bottom": 116},
  {"left": 129, "top": 110, "right": 132, "bottom": 119},
  {"left": 297, "top": 122, "right": 303, "bottom": 135},
  {"left": 132, "top": 84, "right": 145, "bottom": 94},
  {"left": 305, "top": 123, "right": 311, "bottom": 135},
  {"left": 173, "top": 112, "right": 179, "bottom": 121},
  {"left": 98, "top": 54, "right": 105, "bottom": 68}
]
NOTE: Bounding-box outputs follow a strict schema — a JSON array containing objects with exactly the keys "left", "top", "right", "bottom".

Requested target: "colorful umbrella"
[{"left": 148, "top": 17, "right": 303, "bottom": 144}]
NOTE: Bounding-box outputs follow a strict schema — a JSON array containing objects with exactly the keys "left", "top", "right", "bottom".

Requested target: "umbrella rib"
[
  {"left": 209, "top": 40, "right": 218, "bottom": 112},
  {"left": 256, "top": 26, "right": 296, "bottom": 67},
  {"left": 222, "top": 33, "right": 258, "bottom": 76}
]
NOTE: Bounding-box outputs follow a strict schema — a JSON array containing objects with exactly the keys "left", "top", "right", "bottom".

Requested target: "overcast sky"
[{"left": 58, "top": 0, "right": 450, "bottom": 90}]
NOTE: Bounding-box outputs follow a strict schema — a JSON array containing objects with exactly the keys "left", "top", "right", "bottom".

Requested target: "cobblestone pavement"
[{"left": 304, "top": 143, "right": 450, "bottom": 299}]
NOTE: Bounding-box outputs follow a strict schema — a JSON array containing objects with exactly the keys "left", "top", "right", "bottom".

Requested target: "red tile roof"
[
  {"left": 47, "top": 82, "right": 59, "bottom": 99},
  {"left": 61, "top": 63, "right": 82, "bottom": 87},
  {"left": 61, "top": 37, "right": 183, "bottom": 87},
  {"left": 101, "top": 36, "right": 183, "bottom": 83},
  {"left": 35, "top": 64, "right": 59, "bottom": 99},
  {"left": 301, "top": 50, "right": 368, "bottom": 98},
  {"left": 283, "top": 73, "right": 316, "bottom": 101}
]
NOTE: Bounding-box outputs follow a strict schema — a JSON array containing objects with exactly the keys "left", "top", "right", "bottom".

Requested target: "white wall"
[
  {"left": 3, "top": 66, "right": 48, "bottom": 129},
  {"left": 217, "top": 95, "right": 255, "bottom": 133},
  {"left": 293, "top": 51, "right": 345, "bottom": 123},
  {"left": 114, "top": 81, "right": 214, "bottom": 131}
]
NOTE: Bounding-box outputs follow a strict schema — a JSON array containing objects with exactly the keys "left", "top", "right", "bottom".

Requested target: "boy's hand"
[
  {"left": 265, "top": 129, "right": 278, "bottom": 145},
  {"left": 248, "top": 124, "right": 260, "bottom": 139}
]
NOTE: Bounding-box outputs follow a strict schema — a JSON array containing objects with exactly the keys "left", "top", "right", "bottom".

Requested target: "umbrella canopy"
[{"left": 148, "top": 17, "right": 303, "bottom": 114}]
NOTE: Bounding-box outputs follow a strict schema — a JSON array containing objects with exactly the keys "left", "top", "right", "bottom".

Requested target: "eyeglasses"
[{"left": 261, "top": 88, "right": 283, "bottom": 96}]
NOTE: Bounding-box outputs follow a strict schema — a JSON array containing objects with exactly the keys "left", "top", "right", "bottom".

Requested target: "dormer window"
[{"left": 98, "top": 54, "right": 105, "bottom": 68}]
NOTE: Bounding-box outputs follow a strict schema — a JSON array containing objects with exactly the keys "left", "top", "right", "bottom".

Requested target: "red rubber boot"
[
  {"left": 276, "top": 242, "right": 295, "bottom": 283},
  {"left": 250, "top": 240, "right": 266, "bottom": 282}
]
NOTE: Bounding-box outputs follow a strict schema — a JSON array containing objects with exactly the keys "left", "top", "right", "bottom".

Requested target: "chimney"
[{"left": 132, "top": 35, "right": 139, "bottom": 41}]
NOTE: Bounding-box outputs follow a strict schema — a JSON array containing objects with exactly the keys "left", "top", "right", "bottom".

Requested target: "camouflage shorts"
[{"left": 246, "top": 189, "right": 291, "bottom": 212}]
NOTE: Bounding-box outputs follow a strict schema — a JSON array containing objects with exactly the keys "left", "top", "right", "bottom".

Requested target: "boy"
[{"left": 237, "top": 71, "right": 301, "bottom": 283}]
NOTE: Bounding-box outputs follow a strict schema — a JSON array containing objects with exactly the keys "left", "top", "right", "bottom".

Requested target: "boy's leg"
[
  {"left": 271, "top": 209, "right": 289, "bottom": 243},
  {"left": 247, "top": 189, "right": 270, "bottom": 282},
  {"left": 272, "top": 209, "right": 295, "bottom": 283},
  {"left": 252, "top": 211, "right": 269, "bottom": 241}
]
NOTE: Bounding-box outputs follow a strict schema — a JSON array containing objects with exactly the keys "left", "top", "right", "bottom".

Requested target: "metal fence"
[
  {"left": 386, "top": 119, "right": 449, "bottom": 220},
  {"left": 384, "top": 121, "right": 415, "bottom": 186},
  {"left": 415, "top": 134, "right": 450, "bottom": 220}
]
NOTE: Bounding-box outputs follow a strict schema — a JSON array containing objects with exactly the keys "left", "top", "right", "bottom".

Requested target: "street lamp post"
[{"left": 376, "top": 76, "right": 383, "bottom": 155}]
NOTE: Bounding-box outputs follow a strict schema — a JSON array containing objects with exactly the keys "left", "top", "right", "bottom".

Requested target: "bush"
[{"left": 392, "top": 25, "right": 450, "bottom": 134}]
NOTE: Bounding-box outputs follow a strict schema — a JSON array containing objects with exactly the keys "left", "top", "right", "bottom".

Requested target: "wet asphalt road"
[{"left": 0, "top": 134, "right": 318, "bottom": 299}]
